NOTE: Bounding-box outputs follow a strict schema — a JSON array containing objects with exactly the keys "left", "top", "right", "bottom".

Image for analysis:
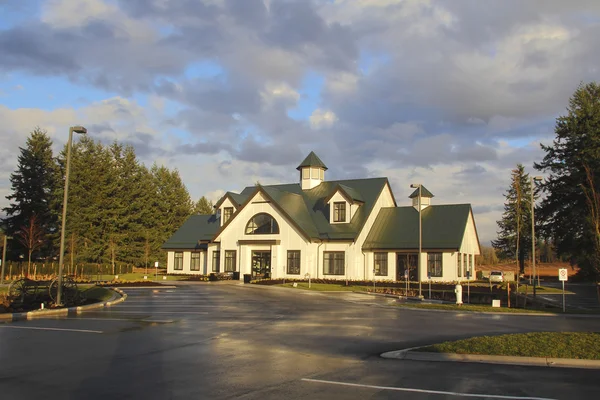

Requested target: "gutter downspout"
[{"left": 316, "top": 241, "right": 323, "bottom": 279}]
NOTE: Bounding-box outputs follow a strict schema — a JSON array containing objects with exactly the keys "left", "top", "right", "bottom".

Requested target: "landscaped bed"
[{"left": 418, "top": 332, "right": 600, "bottom": 360}]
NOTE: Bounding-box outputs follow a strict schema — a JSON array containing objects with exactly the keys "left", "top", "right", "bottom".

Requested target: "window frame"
[
  {"left": 333, "top": 202, "right": 347, "bottom": 223},
  {"left": 323, "top": 251, "right": 345, "bottom": 275},
  {"left": 174, "top": 252, "right": 183, "bottom": 271},
  {"left": 427, "top": 252, "right": 443, "bottom": 277},
  {"left": 224, "top": 250, "right": 236, "bottom": 272},
  {"left": 245, "top": 213, "right": 280, "bottom": 235},
  {"left": 222, "top": 207, "right": 234, "bottom": 224},
  {"left": 190, "top": 252, "right": 201, "bottom": 271},
  {"left": 374, "top": 252, "right": 388, "bottom": 276},
  {"left": 212, "top": 250, "right": 220, "bottom": 273},
  {"left": 457, "top": 253, "right": 462, "bottom": 278},
  {"left": 287, "top": 250, "right": 301, "bottom": 275},
  {"left": 302, "top": 168, "right": 310, "bottom": 180}
]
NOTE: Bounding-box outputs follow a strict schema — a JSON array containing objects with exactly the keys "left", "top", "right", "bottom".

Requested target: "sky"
[{"left": 1, "top": 0, "right": 599, "bottom": 245}]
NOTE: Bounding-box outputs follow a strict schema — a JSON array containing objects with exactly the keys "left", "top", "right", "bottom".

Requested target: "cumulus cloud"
[{"left": 1, "top": 0, "right": 599, "bottom": 243}]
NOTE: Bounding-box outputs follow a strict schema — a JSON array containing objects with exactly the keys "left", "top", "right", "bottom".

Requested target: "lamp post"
[
  {"left": 1, "top": 235, "right": 13, "bottom": 285},
  {"left": 57, "top": 125, "right": 87, "bottom": 305},
  {"left": 410, "top": 183, "right": 422, "bottom": 297},
  {"left": 531, "top": 176, "right": 543, "bottom": 298}
]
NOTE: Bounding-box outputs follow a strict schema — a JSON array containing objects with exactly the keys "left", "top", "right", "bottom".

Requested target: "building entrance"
[
  {"left": 251, "top": 251, "right": 271, "bottom": 279},
  {"left": 396, "top": 253, "right": 418, "bottom": 281}
]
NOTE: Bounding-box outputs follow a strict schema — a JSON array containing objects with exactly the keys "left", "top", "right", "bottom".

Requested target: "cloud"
[{"left": 309, "top": 109, "right": 337, "bottom": 129}]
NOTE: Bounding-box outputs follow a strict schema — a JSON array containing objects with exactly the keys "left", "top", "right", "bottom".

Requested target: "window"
[
  {"left": 333, "top": 202, "right": 346, "bottom": 222},
  {"left": 468, "top": 254, "right": 473, "bottom": 278},
  {"left": 427, "top": 253, "right": 443, "bottom": 277},
  {"left": 311, "top": 168, "right": 319, "bottom": 179},
  {"left": 323, "top": 252, "right": 345, "bottom": 275},
  {"left": 223, "top": 207, "right": 233, "bottom": 224},
  {"left": 287, "top": 250, "right": 301, "bottom": 274},
  {"left": 374, "top": 252, "right": 388, "bottom": 276},
  {"left": 245, "top": 213, "right": 280, "bottom": 234},
  {"left": 191, "top": 252, "right": 201, "bottom": 271},
  {"left": 212, "top": 251, "right": 220, "bottom": 272},
  {"left": 320, "top": 169, "right": 324, "bottom": 180},
  {"left": 174, "top": 252, "right": 183, "bottom": 271},
  {"left": 224, "top": 250, "right": 236, "bottom": 272},
  {"left": 302, "top": 168, "right": 309, "bottom": 179},
  {"left": 457, "top": 253, "right": 462, "bottom": 278}
]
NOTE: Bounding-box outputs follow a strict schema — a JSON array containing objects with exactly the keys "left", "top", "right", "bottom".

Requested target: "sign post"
[
  {"left": 466, "top": 270, "right": 471, "bottom": 304},
  {"left": 428, "top": 273, "right": 431, "bottom": 299},
  {"left": 559, "top": 268, "right": 568, "bottom": 312},
  {"left": 155, "top": 261, "right": 159, "bottom": 282},
  {"left": 404, "top": 270, "right": 409, "bottom": 297}
]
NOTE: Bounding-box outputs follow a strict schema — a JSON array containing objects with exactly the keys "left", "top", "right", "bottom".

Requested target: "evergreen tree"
[
  {"left": 535, "top": 82, "right": 600, "bottom": 279},
  {"left": 492, "top": 164, "right": 533, "bottom": 273},
  {"left": 193, "top": 196, "right": 214, "bottom": 215},
  {"left": 3, "top": 128, "right": 59, "bottom": 260}
]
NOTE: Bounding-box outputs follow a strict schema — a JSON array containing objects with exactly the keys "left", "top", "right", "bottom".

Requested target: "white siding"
[{"left": 328, "top": 192, "right": 350, "bottom": 224}]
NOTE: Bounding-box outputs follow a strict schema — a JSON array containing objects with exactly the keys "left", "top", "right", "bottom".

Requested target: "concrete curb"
[
  {"left": 0, "top": 287, "right": 127, "bottom": 323},
  {"left": 381, "top": 348, "right": 600, "bottom": 369}
]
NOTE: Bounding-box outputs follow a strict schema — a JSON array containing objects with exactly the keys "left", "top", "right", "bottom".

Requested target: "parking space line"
[
  {"left": 0, "top": 326, "right": 103, "bottom": 334},
  {"left": 85, "top": 311, "right": 209, "bottom": 314},
  {"left": 301, "top": 378, "right": 558, "bottom": 400}
]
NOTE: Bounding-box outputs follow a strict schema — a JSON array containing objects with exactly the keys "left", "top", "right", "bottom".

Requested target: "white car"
[{"left": 489, "top": 270, "right": 504, "bottom": 283}]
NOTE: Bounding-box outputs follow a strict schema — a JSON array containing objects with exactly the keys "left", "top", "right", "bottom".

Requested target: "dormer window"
[
  {"left": 333, "top": 202, "right": 346, "bottom": 222},
  {"left": 223, "top": 207, "right": 233, "bottom": 224}
]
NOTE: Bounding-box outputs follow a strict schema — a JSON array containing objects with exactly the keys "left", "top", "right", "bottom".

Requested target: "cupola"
[
  {"left": 409, "top": 185, "right": 434, "bottom": 210},
  {"left": 297, "top": 151, "right": 327, "bottom": 190}
]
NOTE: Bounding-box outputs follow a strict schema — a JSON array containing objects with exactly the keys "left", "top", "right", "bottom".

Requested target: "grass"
[
  {"left": 90, "top": 273, "right": 189, "bottom": 282},
  {"left": 395, "top": 303, "right": 552, "bottom": 313},
  {"left": 419, "top": 332, "right": 600, "bottom": 360},
  {"left": 80, "top": 286, "right": 114, "bottom": 302},
  {"left": 278, "top": 282, "right": 371, "bottom": 292},
  {"left": 515, "top": 285, "right": 574, "bottom": 294}
]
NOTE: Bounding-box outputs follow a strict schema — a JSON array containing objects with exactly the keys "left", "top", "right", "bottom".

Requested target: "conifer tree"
[
  {"left": 535, "top": 82, "right": 600, "bottom": 279},
  {"left": 492, "top": 164, "right": 532, "bottom": 273},
  {"left": 3, "top": 128, "right": 59, "bottom": 260},
  {"left": 193, "top": 196, "right": 214, "bottom": 215}
]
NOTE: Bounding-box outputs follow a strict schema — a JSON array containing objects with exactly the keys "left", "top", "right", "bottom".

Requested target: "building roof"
[
  {"left": 296, "top": 151, "right": 328, "bottom": 171},
  {"left": 237, "top": 178, "right": 391, "bottom": 240},
  {"left": 161, "top": 215, "right": 220, "bottom": 250},
  {"left": 324, "top": 184, "right": 365, "bottom": 204},
  {"left": 214, "top": 191, "right": 245, "bottom": 209},
  {"left": 409, "top": 186, "right": 434, "bottom": 199},
  {"left": 362, "top": 204, "right": 472, "bottom": 250}
]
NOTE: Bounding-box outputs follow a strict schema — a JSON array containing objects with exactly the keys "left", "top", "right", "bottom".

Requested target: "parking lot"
[{"left": 1, "top": 282, "right": 600, "bottom": 399}]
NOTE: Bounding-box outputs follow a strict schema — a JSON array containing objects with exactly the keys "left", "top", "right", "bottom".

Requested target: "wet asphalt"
[{"left": 0, "top": 282, "right": 599, "bottom": 399}]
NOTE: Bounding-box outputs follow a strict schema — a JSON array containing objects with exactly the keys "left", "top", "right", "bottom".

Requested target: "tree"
[
  {"left": 193, "top": 196, "right": 214, "bottom": 215},
  {"left": 3, "top": 128, "right": 59, "bottom": 260},
  {"left": 492, "top": 164, "right": 533, "bottom": 273},
  {"left": 16, "top": 214, "right": 44, "bottom": 275},
  {"left": 535, "top": 82, "right": 600, "bottom": 280}
]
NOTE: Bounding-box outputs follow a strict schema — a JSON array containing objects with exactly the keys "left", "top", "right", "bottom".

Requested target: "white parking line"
[
  {"left": 301, "top": 378, "right": 558, "bottom": 400},
  {"left": 87, "top": 311, "right": 209, "bottom": 315},
  {"left": 0, "top": 326, "right": 103, "bottom": 334},
  {"left": 113, "top": 305, "right": 221, "bottom": 308}
]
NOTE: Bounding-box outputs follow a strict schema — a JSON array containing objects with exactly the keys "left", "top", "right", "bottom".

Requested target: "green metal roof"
[
  {"left": 161, "top": 215, "right": 220, "bottom": 250},
  {"left": 214, "top": 191, "right": 248, "bottom": 209},
  {"left": 409, "top": 186, "right": 434, "bottom": 199},
  {"left": 296, "top": 151, "right": 328, "bottom": 171},
  {"left": 362, "top": 204, "right": 471, "bottom": 250},
  {"left": 238, "top": 177, "right": 391, "bottom": 240}
]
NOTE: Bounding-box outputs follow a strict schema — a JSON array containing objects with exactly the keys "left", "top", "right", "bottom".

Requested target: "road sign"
[{"left": 559, "top": 268, "right": 568, "bottom": 281}]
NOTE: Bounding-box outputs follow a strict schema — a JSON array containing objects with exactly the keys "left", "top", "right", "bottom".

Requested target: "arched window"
[{"left": 245, "top": 213, "right": 279, "bottom": 234}]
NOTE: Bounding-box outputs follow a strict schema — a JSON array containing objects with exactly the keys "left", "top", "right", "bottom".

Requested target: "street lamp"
[
  {"left": 57, "top": 125, "right": 87, "bottom": 305},
  {"left": 410, "top": 183, "right": 422, "bottom": 297},
  {"left": 1, "top": 235, "right": 13, "bottom": 285},
  {"left": 531, "top": 176, "right": 543, "bottom": 298}
]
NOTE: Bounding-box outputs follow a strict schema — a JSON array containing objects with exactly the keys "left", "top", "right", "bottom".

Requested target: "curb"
[
  {"left": 381, "top": 348, "right": 600, "bottom": 369},
  {"left": 0, "top": 287, "right": 127, "bottom": 323}
]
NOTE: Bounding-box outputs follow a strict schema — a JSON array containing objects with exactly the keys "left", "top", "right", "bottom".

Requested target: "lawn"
[
  {"left": 278, "top": 282, "right": 371, "bottom": 292},
  {"left": 515, "top": 285, "right": 574, "bottom": 294},
  {"left": 80, "top": 285, "right": 114, "bottom": 302},
  {"left": 419, "top": 332, "right": 600, "bottom": 360},
  {"left": 91, "top": 273, "right": 189, "bottom": 282},
  {"left": 395, "top": 303, "right": 551, "bottom": 313}
]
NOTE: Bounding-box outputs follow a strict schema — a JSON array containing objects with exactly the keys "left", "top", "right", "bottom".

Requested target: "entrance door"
[
  {"left": 251, "top": 251, "right": 271, "bottom": 279},
  {"left": 396, "top": 253, "right": 418, "bottom": 281}
]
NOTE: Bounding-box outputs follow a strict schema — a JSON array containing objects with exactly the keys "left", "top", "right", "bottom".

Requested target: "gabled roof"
[
  {"left": 363, "top": 204, "right": 472, "bottom": 250},
  {"left": 409, "top": 186, "right": 434, "bottom": 199},
  {"left": 232, "top": 177, "right": 391, "bottom": 240},
  {"left": 161, "top": 215, "right": 220, "bottom": 250},
  {"left": 324, "top": 184, "right": 365, "bottom": 204},
  {"left": 296, "top": 151, "right": 328, "bottom": 171},
  {"left": 214, "top": 191, "right": 248, "bottom": 209}
]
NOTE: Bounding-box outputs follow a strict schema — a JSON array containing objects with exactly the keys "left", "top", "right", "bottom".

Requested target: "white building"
[{"left": 162, "top": 152, "right": 480, "bottom": 282}]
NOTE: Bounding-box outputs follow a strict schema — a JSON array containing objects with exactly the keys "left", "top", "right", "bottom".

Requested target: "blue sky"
[{"left": 1, "top": 0, "right": 599, "bottom": 243}]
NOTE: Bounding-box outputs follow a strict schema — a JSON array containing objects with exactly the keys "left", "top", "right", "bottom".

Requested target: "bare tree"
[{"left": 17, "top": 214, "right": 45, "bottom": 277}]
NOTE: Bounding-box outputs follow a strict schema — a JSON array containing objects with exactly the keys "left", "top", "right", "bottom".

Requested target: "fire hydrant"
[{"left": 455, "top": 283, "right": 463, "bottom": 306}]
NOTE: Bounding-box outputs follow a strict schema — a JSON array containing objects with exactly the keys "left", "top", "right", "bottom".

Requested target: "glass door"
[{"left": 251, "top": 251, "right": 271, "bottom": 279}]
